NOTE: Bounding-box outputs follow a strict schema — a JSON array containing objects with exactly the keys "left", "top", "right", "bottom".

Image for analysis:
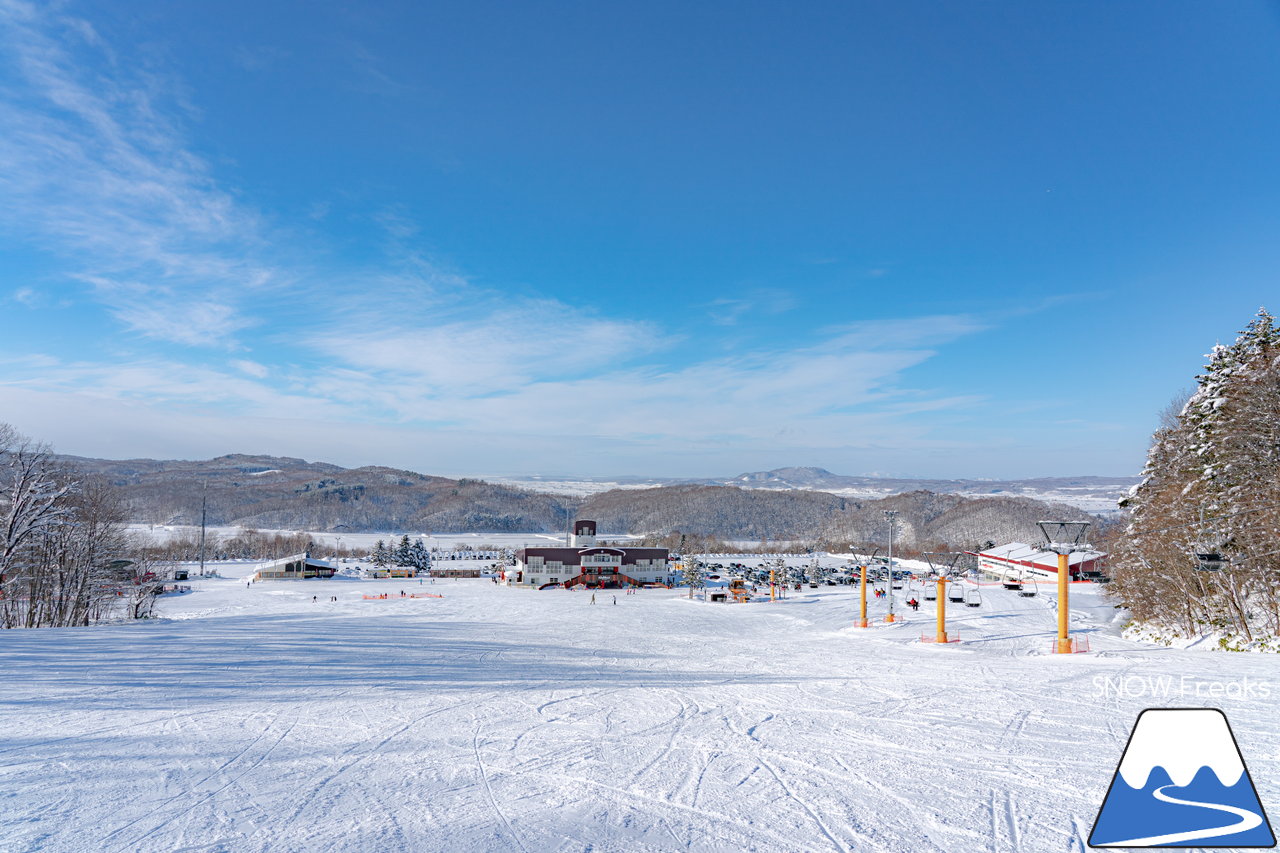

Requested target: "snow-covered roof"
[
  {"left": 257, "top": 553, "right": 336, "bottom": 570},
  {"left": 976, "top": 542, "right": 1106, "bottom": 568}
]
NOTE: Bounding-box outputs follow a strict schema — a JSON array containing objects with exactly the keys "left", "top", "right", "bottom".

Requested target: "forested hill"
[
  {"left": 578, "top": 485, "right": 1096, "bottom": 548},
  {"left": 61, "top": 454, "right": 576, "bottom": 534},
  {"left": 62, "top": 454, "right": 1096, "bottom": 547}
]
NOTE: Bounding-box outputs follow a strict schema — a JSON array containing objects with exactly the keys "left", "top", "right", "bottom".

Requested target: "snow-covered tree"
[
  {"left": 372, "top": 540, "right": 390, "bottom": 568},
  {"left": 1112, "top": 309, "right": 1280, "bottom": 646},
  {"left": 1, "top": 424, "right": 133, "bottom": 628},
  {"left": 682, "top": 556, "right": 705, "bottom": 598},
  {"left": 405, "top": 540, "right": 431, "bottom": 571},
  {"left": 393, "top": 534, "right": 412, "bottom": 566}
]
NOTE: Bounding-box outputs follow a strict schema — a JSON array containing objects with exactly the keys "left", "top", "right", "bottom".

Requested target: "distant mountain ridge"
[
  {"left": 704, "top": 466, "right": 1138, "bottom": 507},
  {"left": 496, "top": 466, "right": 1139, "bottom": 514},
  {"left": 60, "top": 453, "right": 1108, "bottom": 547}
]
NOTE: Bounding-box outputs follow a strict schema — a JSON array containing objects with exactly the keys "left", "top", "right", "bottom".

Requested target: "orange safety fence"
[
  {"left": 1051, "top": 635, "right": 1091, "bottom": 653},
  {"left": 361, "top": 592, "right": 445, "bottom": 600}
]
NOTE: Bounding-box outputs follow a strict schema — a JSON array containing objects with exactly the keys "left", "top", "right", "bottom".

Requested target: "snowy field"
[{"left": 3, "top": 563, "right": 1278, "bottom": 852}]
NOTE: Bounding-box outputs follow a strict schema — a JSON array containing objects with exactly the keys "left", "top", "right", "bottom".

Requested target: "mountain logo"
[{"left": 1090, "top": 708, "right": 1275, "bottom": 848}]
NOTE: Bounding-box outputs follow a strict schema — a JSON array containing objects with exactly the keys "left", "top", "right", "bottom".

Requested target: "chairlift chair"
[
  {"left": 1191, "top": 511, "right": 1229, "bottom": 572},
  {"left": 1018, "top": 577, "right": 1038, "bottom": 597},
  {"left": 1194, "top": 552, "right": 1227, "bottom": 572},
  {"left": 923, "top": 583, "right": 938, "bottom": 600},
  {"left": 1001, "top": 570, "right": 1023, "bottom": 591},
  {"left": 964, "top": 587, "right": 981, "bottom": 608},
  {"left": 947, "top": 583, "right": 964, "bottom": 603}
]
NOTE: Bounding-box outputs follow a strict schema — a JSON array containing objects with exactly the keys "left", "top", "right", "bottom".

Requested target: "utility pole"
[
  {"left": 884, "top": 510, "right": 898, "bottom": 623},
  {"left": 198, "top": 481, "right": 207, "bottom": 578}
]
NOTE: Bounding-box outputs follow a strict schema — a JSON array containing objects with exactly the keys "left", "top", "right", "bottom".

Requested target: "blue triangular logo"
[{"left": 1090, "top": 708, "right": 1275, "bottom": 848}]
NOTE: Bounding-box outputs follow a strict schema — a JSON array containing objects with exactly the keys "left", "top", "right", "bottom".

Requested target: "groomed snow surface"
[{"left": 3, "top": 558, "right": 1278, "bottom": 852}]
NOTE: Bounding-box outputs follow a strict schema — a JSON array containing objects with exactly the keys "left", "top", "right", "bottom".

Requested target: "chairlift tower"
[
  {"left": 1037, "top": 521, "right": 1091, "bottom": 654},
  {"left": 883, "top": 511, "right": 898, "bottom": 623},
  {"left": 856, "top": 546, "right": 879, "bottom": 627},
  {"left": 856, "top": 560, "right": 870, "bottom": 628},
  {"left": 924, "top": 552, "right": 965, "bottom": 643}
]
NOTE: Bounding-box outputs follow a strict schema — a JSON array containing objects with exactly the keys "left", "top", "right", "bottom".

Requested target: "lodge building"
[
  {"left": 252, "top": 552, "right": 338, "bottom": 580},
  {"left": 516, "top": 520, "right": 670, "bottom": 589}
]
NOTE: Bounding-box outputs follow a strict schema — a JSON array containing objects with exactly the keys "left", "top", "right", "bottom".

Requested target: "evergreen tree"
[
  {"left": 683, "top": 556, "right": 705, "bottom": 598},
  {"left": 406, "top": 540, "right": 431, "bottom": 571},
  {"left": 372, "top": 540, "right": 389, "bottom": 568}
]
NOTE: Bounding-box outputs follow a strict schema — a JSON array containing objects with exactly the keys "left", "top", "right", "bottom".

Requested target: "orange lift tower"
[
  {"left": 923, "top": 552, "right": 966, "bottom": 643},
  {"left": 1037, "top": 521, "right": 1092, "bottom": 654},
  {"left": 857, "top": 563, "right": 869, "bottom": 627},
  {"left": 853, "top": 549, "right": 878, "bottom": 628}
]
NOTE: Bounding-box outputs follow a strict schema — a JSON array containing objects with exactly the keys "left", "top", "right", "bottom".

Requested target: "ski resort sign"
[{"left": 1090, "top": 708, "right": 1275, "bottom": 848}]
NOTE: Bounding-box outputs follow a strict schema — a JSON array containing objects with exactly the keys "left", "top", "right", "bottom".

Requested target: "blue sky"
[{"left": 2, "top": 0, "right": 1279, "bottom": 479}]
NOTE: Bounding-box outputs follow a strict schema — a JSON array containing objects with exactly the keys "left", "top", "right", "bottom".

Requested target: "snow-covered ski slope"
[{"left": 3, "top": 564, "right": 1277, "bottom": 852}]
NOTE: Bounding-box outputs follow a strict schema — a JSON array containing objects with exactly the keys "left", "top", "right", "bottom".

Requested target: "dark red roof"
[{"left": 519, "top": 546, "right": 668, "bottom": 566}]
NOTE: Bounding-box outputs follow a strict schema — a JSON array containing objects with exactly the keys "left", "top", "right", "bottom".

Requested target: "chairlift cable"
[{"left": 1125, "top": 501, "right": 1280, "bottom": 540}]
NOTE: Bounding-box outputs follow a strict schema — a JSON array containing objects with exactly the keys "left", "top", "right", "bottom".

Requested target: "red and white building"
[
  {"left": 970, "top": 542, "right": 1107, "bottom": 581},
  {"left": 515, "top": 520, "right": 671, "bottom": 589}
]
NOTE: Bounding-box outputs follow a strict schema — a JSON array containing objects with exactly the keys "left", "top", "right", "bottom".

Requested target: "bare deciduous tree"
[{"left": 1, "top": 424, "right": 141, "bottom": 628}]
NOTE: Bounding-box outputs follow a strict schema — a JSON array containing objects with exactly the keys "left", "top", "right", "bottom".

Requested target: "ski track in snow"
[{"left": 1, "top": 568, "right": 1278, "bottom": 852}]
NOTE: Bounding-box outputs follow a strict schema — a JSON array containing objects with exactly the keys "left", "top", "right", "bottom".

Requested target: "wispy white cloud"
[
  {"left": 340, "top": 39, "right": 413, "bottom": 97},
  {"left": 0, "top": 1, "right": 272, "bottom": 346},
  {"left": 0, "top": 3, "right": 1007, "bottom": 475},
  {"left": 231, "top": 359, "right": 269, "bottom": 379},
  {"left": 818, "top": 314, "right": 989, "bottom": 348},
  {"left": 706, "top": 288, "right": 797, "bottom": 326},
  {"left": 231, "top": 44, "right": 290, "bottom": 72},
  {"left": 0, "top": 308, "right": 987, "bottom": 460},
  {"left": 309, "top": 297, "right": 670, "bottom": 395},
  {"left": 10, "top": 286, "right": 40, "bottom": 307}
]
